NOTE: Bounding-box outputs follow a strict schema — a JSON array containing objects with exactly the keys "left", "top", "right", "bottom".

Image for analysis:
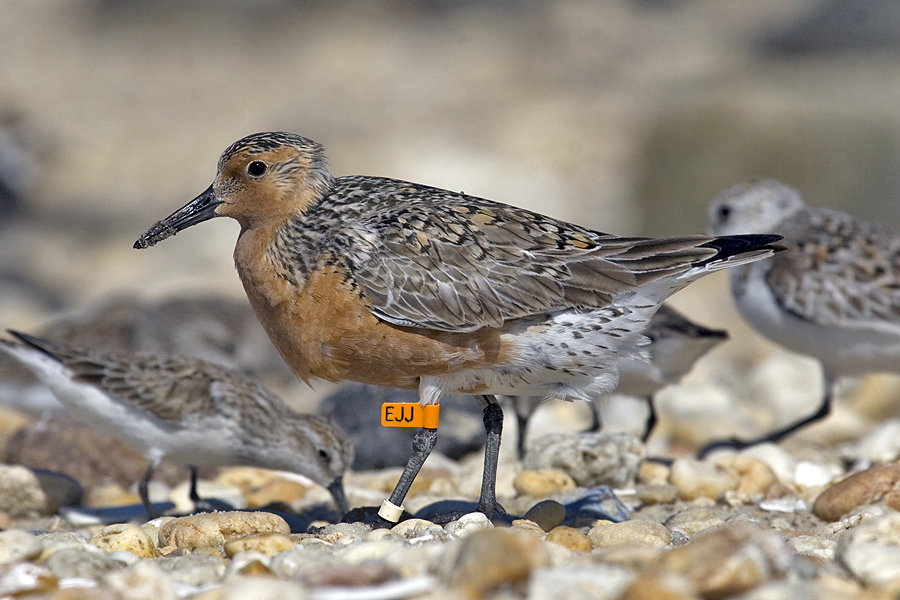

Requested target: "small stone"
[
  {"left": 442, "top": 528, "right": 550, "bottom": 597},
  {"left": 717, "top": 455, "right": 778, "bottom": 496},
  {"left": 565, "top": 486, "right": 631, "bottom": 523},
  {"left": 391, "top": 518, "right": 440, "bottom": 538},
  {"left": 32, "top": 469, "right": 83, "bottom": 512},
  {"left": 0, "top": 562, "right": 58, "bottom": 596},
  {"left": 305, "top": 522, "right": 371, "bottom": 545},
  {"left": 638, "top": 461, "right": 670, "bottom": 486},
  {"left": 654, "top": 524, "right": 792, "bottom": 599},
  {"left": 44, "top": 547, "right": 121, "bottom": 580},
  {"left": 813, "top": 461, "right": 900, "bottom": 522},
  {"left": 509, "top": 519, "right": 547, "bottom": 540},
  {"left": 101, "top": 560, "right": 177, "bottom": 600},
  {"left": 530, "top": 563, "right": 635, "bottom": 600},
  {"left": 669, "top": 457, "right": 740, "bottom": 501},
  {"left": 90, "top": 523, "right": 158, "bottom": 558},
  {"left": 664, "top": 507, "right": 726, "bottom": 537},
  {"left": 546, "top": 526, "right": 592, "bottom": 552},
  {"left": 513, "top": 469, "right": 576, "bottom": 497},
  {"left": 444, "top": 512, "right": 493, "bottom": 537},
  {"left": 523, "top": 500, "right": 567, "bottom": 532},
  {"left": 789, "top": 535, "right": 837, "bottom": 561},
  {"left": 621, "top": 573, "right": 697, "bottom": 600},
  {"left": 159, "top": 511, "right": 290, "bottom": 551},
  {"left": 0, "top": 465, "right": 47, "bottom": 517},
  {"left": 224, "top": 532, "right": 295, "bottom": 557},
  {"left": 525, "top": 432, "right": 645, "bottom": 488},
  {"left": 836, "top": 509, "right": 900, "bottom": 586},
  {"left": 0, "top": 530, "right": 42, "bottom": 564},
  {"left": 214, "top": 574, "right": 310, "bottom": 600},
  {"left": 588, "top": 520, "right": 672, "bottom": 549},
  {"left": 154, "top": 552, "right": 227, "bottom": 587},
  {"left": 635, "top": 483, "right": 679, "bottom": 505}
]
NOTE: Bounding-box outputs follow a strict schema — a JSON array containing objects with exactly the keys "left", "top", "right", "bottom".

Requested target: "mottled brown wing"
[
  {"left": 341, "top": 196, "right": 720, "bottom": 332},
  {"left": 765, "top": 208, "right": 900, "bottom": 332}
]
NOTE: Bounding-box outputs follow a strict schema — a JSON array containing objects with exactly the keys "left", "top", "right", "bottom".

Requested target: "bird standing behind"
[
  {"left": 135, "top": 131, "right": 781, "bottom": 523},
  {"left": 0, "top": 331, "right": 352, "bottom": 518},
  {"left": 704, "top": 179, "right": 900, "bottom": 455}
]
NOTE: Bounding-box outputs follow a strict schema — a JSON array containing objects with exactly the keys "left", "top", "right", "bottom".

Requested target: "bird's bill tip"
[
  {"left": 134, "top": 185, "right": 221, "bottom": 249},
  {"left": 328, "top": 476, "right": 349, "bottom": 515}
]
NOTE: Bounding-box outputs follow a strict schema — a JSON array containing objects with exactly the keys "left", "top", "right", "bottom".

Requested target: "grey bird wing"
[
  {"left": 336, "top": 185, "right": 734, "bottom": 332},
  {"left": 765, "top": 207, "right": 900, "bottom": 333}
]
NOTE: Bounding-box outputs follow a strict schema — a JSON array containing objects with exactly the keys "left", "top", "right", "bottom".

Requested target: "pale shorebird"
[
  {"left": 510, "top": 303, "right": 728, "bottom": 458},
  {"left": 703, "top": 178, "right": 900, "bottom": 455},
  {"left": 0, "top": 330, "right": 353, "bottom": 518},
  {"left": 134, "top": 131, "right": 781, "bottom": 523}
]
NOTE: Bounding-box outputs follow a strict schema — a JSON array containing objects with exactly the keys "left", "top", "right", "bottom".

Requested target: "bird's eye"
[
  {"left": 718, "top": 205, "right": 731, "bottom": 220},
  {"left": 318, "top": 449, "right": 330, "bottom": 462},
  {"left": 246, "top": 161, "right": 267, "bottom": 177}
]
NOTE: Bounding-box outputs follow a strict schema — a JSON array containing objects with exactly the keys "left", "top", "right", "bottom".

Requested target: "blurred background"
[{"left": 2, "top": 0, "right": 900, "bottom": 458}]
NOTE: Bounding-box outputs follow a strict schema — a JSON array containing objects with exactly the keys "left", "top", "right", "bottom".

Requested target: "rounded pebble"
[
  {"left": 836, "top": 509, "right": 900, "bottom": 586},
  {"left": 90, "top": 523, "right": 159, "bottom": 558},
  {"left": 588, "top": 520, "right": 672, "bottom": 549},
  {"left": 513, "top": 469, "right": 576, "bottom": 497},
  {"left": 0, "top": 530, "right": 42, "bottom": 564},
  {"left": 546, "top": 526, "right": 592, "bottom": 552},
  {"left": 635, "top": 483, "right": 678, "bottom": 505},
  {"left": 391, "top": 518, "right": 440, "bottom": 538},
  {"left": 101, "top": 560, "right": 178, "bottom": 600},
  {"left": 813, "top": 461, "right": 900, "bottom": 522},
  {"left": 224, "top": 532, "right": 296, "bottom": 557},
  {"left": 444, "top": 512, "right": 493, "bottom": 537},
  {"left": 523, "top": 499, "right": 567, "bottom": 532},
  {"left": 159, "top": 511, "right": 290, "bottom": 551},
  {"left": 717, "top": 455, "right": 777, "bottom": 495},
  {"left": 654, "top": 524, "right": 792, "bottom": 599},
  {"left": 0, "top": 465, "right": 47, "bottom": 518},
  {"left": 525, "top": 432, "right": 645, "bottom": 488},
  {"left": 669, "top": 457, "right": 740, "bottom": 501},
  {"left": 664, "top": 507, "right": 726, "bottom": 537},
  {"left": 443, "top": 528, "right": 550, "bottom": 597}
]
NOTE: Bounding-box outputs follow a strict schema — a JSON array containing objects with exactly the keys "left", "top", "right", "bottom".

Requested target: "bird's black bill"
[
  {"left": 134, "top": 185, "right": 222, "bottom": 249},
  {"left": 328, "top": 476, "right": 349, "bottom": 515}
]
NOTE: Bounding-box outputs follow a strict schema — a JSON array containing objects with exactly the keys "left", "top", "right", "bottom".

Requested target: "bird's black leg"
[
  {"left": 379, "top": 426, "right": 438, "bottom": 522},
  {"left": 699, "top": 374, "right": 834, "bottom": 459},
  {"left": 138, "top": 460, "right": 159, "bottom": 519},
  {"left": 641, "top": 396, "right": 658, "bottom": 442},
  {"left": 475, "top": 394, "right": 506, "bottom": 519},
  {"left": 510, "top": 396, "right": 530, "bottom": 461}
]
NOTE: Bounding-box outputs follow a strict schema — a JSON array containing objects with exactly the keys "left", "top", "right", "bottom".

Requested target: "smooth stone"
[
  {"left": 588, "top": 520, "right": 672, "bottom": 549},
  {"left": 836, "top": 509, "right": 900, "bottom": 586},
  {"left": 564, "top": 485, "right": 631, "bottom": 523},
  {"left": 441, "top": 528, "right": 550, "bottom": 597},
  {"left": 669, "top": 457, "right": 740, "bottom": 501},
  {"left": 100, "top": 560, "right": 178, "bottom": 600},
  {"left": 654, "top": 524, "right": 793, "bottom": 599},
  {"left": 0, "top": 530, "right": 42, "bottom": 564},
  {"left": 0, "top": 563, "right": 58, "bottom": 596},
  {"left": 37, "top": 531, "right": 92, "bottom": 559},
  {"left": 529, "top": 563, "right": 635, "bottom": 600},
  {"left": 444, "top": 512, "right": 493, "bottom": 537},
  {"left": 717, "top": 455, "right": 778, "bottom": 496},
  {"left": 391, "top": 518, "right": 440, "bottom": 538},
  {"left": 0, "top": 464, "right": 47, "bottom": 517},
  {"left": 44, "top": 546, "right": 124, "bottom": 580},
  {"left": 225, "top": 551, "right": 275, "bottom": 577},
  {"left": 216, "top": 467, "right": 310, "bottom": 509},
  {"left": 813, "top": 461, "right": 900, "bottom": 522},
  {"left": 509, "top": 519, "right": 548, "bottom": 540},
  {"left": 638, "top": 461, "right": 670, "bottom": 486},
  {"left": 546, "top": 526, "right": 592, "bottom": 552},
  {"left": 153, "top": 552, "right": 228, "bottom": 587},
  {"left": 212, "top": 574, "right": 310, "bottom": 600},
  {"left": 159, "top": 511, "right": 290, "bottom": 551},
  {"left": 635, "top": 483, "right": 679, "bottom": 506},
  {"left": 847, "top": 419, "right": 900, "bottom": 464},
  {"left": 31, "top": 469, "right": 84, "bottom": 512},
  {"left": 664, "top": 507, "right": 726, "bottom": 537},
  {"left": 305, "top": 522, "right": 371, "bottom": 545},
  {"left": 621, "top": 573, "right": 698, "bottom": 600},
  {"left": 513, "top": 469, "right": 576, "bottom": 497},
  {"left": 223, "top": 532, "right": 295, "bottom": 557},
  {"left": 90, "top": 524, "right": 159, "bottom": 558},
  {"left": 524, "top": 432, "right": 645, "bottom": 488},
  {"left": 789, "top": 535, "right": 837, "bottom": 561},
  {"left": 523, "top": 500, "right": 566, "bottom": 532}
]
